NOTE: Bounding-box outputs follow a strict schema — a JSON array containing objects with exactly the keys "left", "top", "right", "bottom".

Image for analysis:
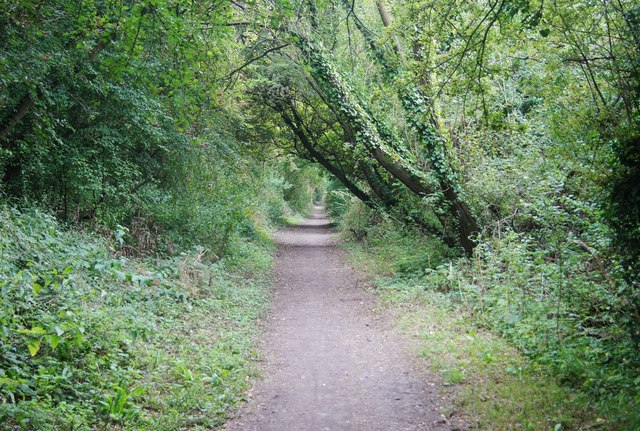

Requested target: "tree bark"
[
  {"left": 338, "top": 2, "right": 480, "bottom": 253},
  {"left": 375, "top": 1, "right": 404, "bottom": 58},
  {"left": 0, "top": 96, "right": 34, "bottom": 145},
  {"left": 284, "top": 101, "right": 449, "bottom": 239},
  {"left": 360, "top": 163, "right": 397, "bottom": 206}
]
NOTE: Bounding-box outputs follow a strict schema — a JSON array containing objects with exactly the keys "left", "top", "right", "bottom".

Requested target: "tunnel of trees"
[{"left": 1, "top": 0, "right": 639, "bottom": 429}]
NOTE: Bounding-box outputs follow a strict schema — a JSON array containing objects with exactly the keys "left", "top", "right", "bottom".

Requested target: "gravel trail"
[{"left": 224, "top": 206, "right": 454, "bottom": 431}]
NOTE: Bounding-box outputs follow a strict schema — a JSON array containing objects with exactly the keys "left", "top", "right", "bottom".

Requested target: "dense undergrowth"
[
  {"left": 329, "top": 194, "right": 640, "bottom": 430},
  {"left": 0, "top": 204, "right": 265, "bottom": 430},
  {"left": 0, "top": 2, "right": 326, "bottom": 428}
]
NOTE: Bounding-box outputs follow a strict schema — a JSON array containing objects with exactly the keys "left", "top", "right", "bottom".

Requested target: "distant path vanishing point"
[{"left": 224, "top": 205, "right": 455, "bottom": 431}]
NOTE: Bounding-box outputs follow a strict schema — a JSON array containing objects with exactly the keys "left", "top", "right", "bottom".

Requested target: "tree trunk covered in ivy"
[{"left": 336, "top": 0, "right": 479, "bottom": 253}]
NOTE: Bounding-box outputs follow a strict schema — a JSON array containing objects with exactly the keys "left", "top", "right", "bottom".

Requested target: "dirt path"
[{"left": 225, "top": 206, "right": 453, "bottom": 431}]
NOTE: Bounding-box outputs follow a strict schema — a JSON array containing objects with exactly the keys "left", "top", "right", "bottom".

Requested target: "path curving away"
[{"left": 224, "top": 206, "right": 454, "bottom": 431}]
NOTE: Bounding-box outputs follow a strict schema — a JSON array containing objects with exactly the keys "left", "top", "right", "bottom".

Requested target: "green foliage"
[
  {"left": 0, "top": 4, "right": 324, "bottom": 425},
  {"left": 2, "top": 0, "right": 640, "bottom": 428},
  {"left": 339, "top": 207, "right": 640, "bottom": 429},
  {"left": 0, "top": 204, "right": 272, "bottom": 430},
  {"left": 608, "top": 135, "right": 640, "bottom": 279},
  {"left": 325, "top": 179, "right": 355, "bottom": 219},
  {"left": 281, "top": 160, "right": 325, "bottom": 215},
  {"left": 0, "top": 0, "right": 320, "bottom": 255},
  {"left": 383, "top": 285, "right": 589, "bottom": 430}
]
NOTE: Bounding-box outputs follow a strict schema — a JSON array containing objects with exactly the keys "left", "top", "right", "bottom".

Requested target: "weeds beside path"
[
  {"left": 344, "top": 241, "right": 600, "bottom": 431},
  {"left": 0, "top": 206, "right": 273, "bottom": 430}
]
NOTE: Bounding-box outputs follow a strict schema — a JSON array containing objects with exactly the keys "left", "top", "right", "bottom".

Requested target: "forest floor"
[{"left": 224, "top": 206, "right": 465, "bottom": 431}]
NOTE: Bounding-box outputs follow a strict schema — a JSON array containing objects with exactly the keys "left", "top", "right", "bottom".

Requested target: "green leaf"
[
  {"left": 28, "top": 340, "right": 41, "bottom": 357},
  {"left": 128, "top": 386, "right": 146, "bottom": 397},
  {"left": 50, "top": 334, "right": 61, "bottom": 350},
  {"left": 18, "top": 326, "right": 47, "bottom": 335},
  {"left": 32, "top": 282, "right": 43, "bottom": 294},
  {"left": 114, "top": 386, "right": 127, "bottom": 413},
  {"left": 30, "top": 326, "right": 46, "bottom": 335}
]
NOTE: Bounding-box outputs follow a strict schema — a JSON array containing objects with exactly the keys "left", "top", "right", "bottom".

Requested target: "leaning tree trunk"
[
  {"left": 291, "top": 31, "right": 477, "bottom": 253},
  {"left": 338, "top": 0, "right": 479, "bottom": 253},
  {"left": 279, "top": 108, "right": 377, "bottom": 210}
]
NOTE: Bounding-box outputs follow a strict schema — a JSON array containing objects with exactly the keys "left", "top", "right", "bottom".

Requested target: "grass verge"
[{"left": 344, "top": 241, "right": 599, "bottom": 431}]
